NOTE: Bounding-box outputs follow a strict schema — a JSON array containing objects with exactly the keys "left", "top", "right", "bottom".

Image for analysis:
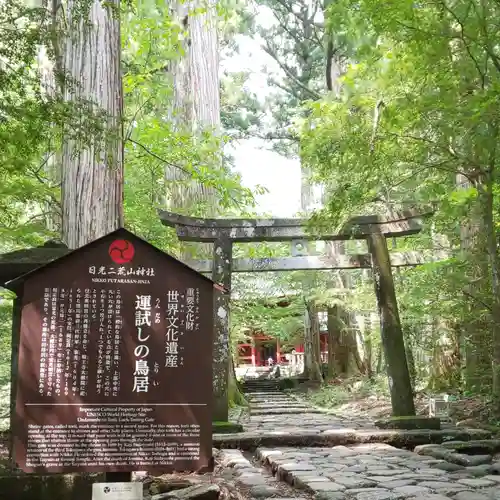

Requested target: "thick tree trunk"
[
  {"left": 310, "top": 303, "right": 322, "bottom": 366},
  {"left": 326, "top": 306, "right": 337, "bottom": 378},
  {"left": 349, "top": 317, "right": 367, "bottom": 375},
  {"left": 166, "top": 0, "right": 226, "bottom": 419},
  {"left": 376, "top": 344, "right": 384, "bottom": 374},
  {"left": 36, "top": 40, "right": 61, "bottom": 232},
  {"left": 428, "top": 320, "right": 462, "bottom": 391},
  {"left": 481, "top": 172, "right": 500, "bottom": 409},
  {"left": 327, "top": 304, "right": 359, "bottom": 376},
  {"left": 189, "top": 0, "right": 220, "bottom": 131},
  {"left": 165, "top": 0, "right": 220, "bottom": 226},
  {"left": 362, "top": 314, "right": 373, "bottom": 378},
  {"left": 228, "top": 354, "right": 246, "bottom": 407},
  {"left": 310, "top": 302, "right": 323, "bottom": 377},
  {"left": 325, "top": 241, "right": 363, "bottom": 376},
  {"left": 303, "top": 304, "right": 322, "bottom": 381},
  {"left": 303, "top": 306, "right": 313, "bottom": 378},
  {"left": 456, "top": 173, "right": 491, "bottom": 391},
  {"left": 334, "top": 307, "right": 350, "bottom": 374},
  {"left": 60, "top": 0, "right": 123, "bottom": 247},
  {"left": 404, "top": 332, "right": 416, "bottom": 390}
]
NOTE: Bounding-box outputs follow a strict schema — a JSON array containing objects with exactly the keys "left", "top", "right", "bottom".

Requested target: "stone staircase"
[{"left": 241, "top": 378, "right": 281, "bottom": 393}]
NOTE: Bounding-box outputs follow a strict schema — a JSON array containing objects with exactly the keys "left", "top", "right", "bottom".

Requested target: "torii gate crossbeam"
[
  {"left": 158, "top": 209, "right": 426, "bottom": 242},
  {"left": 187, "top": 251, "right": 446, "bottom": 273}
]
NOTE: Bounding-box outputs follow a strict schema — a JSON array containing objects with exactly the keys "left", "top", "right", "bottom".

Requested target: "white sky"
[
  {"left": 222, "top": 25, "right": 302, "bottom": 217},
  {"left": 229, "top": 138, "right": 301, "bottom": 216}
]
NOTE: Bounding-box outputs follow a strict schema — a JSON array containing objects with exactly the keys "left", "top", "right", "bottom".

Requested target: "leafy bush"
[
  {"left": 0, "top": 294, "right": 13, "bottom": 430},
  {"left": 306, "top": 375, "right": 389, "bottom": 408}
]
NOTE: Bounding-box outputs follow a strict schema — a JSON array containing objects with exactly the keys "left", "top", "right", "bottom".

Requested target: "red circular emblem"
[{"left": 108, "top": 239, "right": 135, "bottom": 264}]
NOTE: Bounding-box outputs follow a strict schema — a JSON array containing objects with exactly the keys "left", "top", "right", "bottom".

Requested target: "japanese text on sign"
[
  {"left": 40, "top": 287, "right": 122, "bottom": 399},
  {"left": 89, "top": 266, "right": 156, "bottom": 277},
  {"left": 165, "top": 290, "right": 179, "bottom": 368},
  {"left": 133, "top": 295, "right": 151, "bottom": 393}
]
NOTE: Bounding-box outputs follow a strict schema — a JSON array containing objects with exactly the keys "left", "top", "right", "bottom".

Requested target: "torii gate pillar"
[{"left": 212, "top": 238, "right": 232, "bottom": 421}]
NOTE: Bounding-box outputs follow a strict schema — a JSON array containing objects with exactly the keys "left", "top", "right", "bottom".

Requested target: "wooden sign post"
[{"left": 6, "top": 228, "right": 215, "bottom": 477}]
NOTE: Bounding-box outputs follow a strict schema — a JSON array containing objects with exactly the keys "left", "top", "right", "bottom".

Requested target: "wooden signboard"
[{"left": 5, "top": 228, "right": 214, "bottom": 474}]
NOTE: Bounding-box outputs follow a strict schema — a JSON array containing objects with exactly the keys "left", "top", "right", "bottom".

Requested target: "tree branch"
[
  {"left": 370, "top": 99, "right": 384, "bottom": 153},
  {"left": 24, "top": 211, "right": 60, "bottom": 225},
  {"left": 270, "top": 0, "right": 309, "bottom": 26},
  {"left": 438, "top": 0, "right": 486, "bottom": 87},
  {"left": 462, "top": 289, "right": 492, "bottom": 312},
  {"left": 326, "top": 39, "right": 334, "bottom": 91},
  {"left": 386, "top": 132, "right": 483, "bottom": 174},
  {"left": 125, "top": 97, "right": 152, "bottom": 142},
  {"left": 127, "top": 138, "right": 191, "bottom": 175},
  {"left": 267, "top": 77, "right": 306, "bottom": 101},
  {"left": 270, "top": 9, "right": 302, "bottom": 45},
  {"left": 469, "top": 0, "right": 500, "bottom": 74},
  {"left": 127, "top": 139, "right": 251, "bottom": 210},
  {"left": 263, "top": 42, "right": 322, "bottom": 100},
  {"left": 253, "top": 131, "right": 299, "bottom": 142}
]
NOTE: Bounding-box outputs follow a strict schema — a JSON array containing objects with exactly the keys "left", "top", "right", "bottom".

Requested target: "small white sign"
[{"left": 92, "top": 482, "right": 143, "bottom": 500}]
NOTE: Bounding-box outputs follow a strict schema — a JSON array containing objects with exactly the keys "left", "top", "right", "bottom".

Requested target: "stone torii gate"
[
  {"left": 158, "top": 209, "right": 433, "bottom": 421},
  {"left": 0, "top": 209, "right": 434, "bottom": 421}
]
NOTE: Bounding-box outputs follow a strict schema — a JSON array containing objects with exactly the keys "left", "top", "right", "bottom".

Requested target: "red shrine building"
[{"left": 235, "top": 331, "right": 329, "bottom": 367}]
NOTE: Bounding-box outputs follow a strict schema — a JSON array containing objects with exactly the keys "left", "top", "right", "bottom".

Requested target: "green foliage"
[
  {"left": 301, "top": 0, "right": 500, "bottom": 224},
  {"left": 11, "top": 0, "right": 500, "bottom": 424},
  {"left": 221, "top": 72, "right": 262, "bottom": 137},
  {"left": 218, "top": 0, "right": 327, "bottom": 154},
  {"left": 306, "top": 375, "right": 390, "bottom": 408},
  {"left": 231, "top": 295, "right": 304, "bottom": 345},
  {"left": 212, "top": 421, "right": 244, "bottom": 432},
  {"left": 0, "top": 0, "right": 60, "bottom": 246},
  {"left": 0, "top": 293, "right": 13, "bottom": 430},
  {"left": 122, "top": 0, "right": 259, "bottom": 247},
  {"left": 228, "top": 374, "right": 247, "bottom": 407},
  {"left": 0, "top": 0, "right": 268, "bottom": 433},
  {"left": 0, "top": 0, "right": 259, "bottom": 252},
  {"left": 294, "top": 0, "right": 500, "bottom": 398}
]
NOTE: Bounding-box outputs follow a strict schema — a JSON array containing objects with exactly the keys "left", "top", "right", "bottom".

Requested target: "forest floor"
[{"left": 301, "top": 375, "right": 500, "bottom": 432}]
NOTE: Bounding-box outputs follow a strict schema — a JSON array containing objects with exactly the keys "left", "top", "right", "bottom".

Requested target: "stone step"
[
  {"left": 244, "top": 389, "right": 281, "bottom": 394},
  {"left": 243, "top": 384, "right": 281, "bottom": 388},
  {"left": 249, "top": 398, "right": 294, "bottom": 404},
  {"left": 242, "top": 382, "right": 281, "bottom": 389},
  {"left": 246, "top": 391, "right": 284, "bottom": 396},
  {"left": 213, "top": 428, "right": 492, "bottom": 451},
  {"left": 249, "top": 401, "right": 297, "bottom": 406},
  {"left": 244, "top": 389, "right": 280, "bottom": 392},
  {"left": 251, "top": 408, "right": 324, "bottom": 415},
  {"left": 243, "top": 378, "right": 279, "bottom": 382},
  {"left": 248, "top": 392, "right": 289, "bottom": 396},
  {"left": 249, "top": 402, "right": 295, "bottom": 406}
]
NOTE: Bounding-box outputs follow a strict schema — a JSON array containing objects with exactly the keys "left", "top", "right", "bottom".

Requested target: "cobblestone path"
[
  {"left": 240, "top": 392, "right": 375, "bottom": 433},
  {"left": 217, "top": 390, "right": 500, "bottom": 500}
]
